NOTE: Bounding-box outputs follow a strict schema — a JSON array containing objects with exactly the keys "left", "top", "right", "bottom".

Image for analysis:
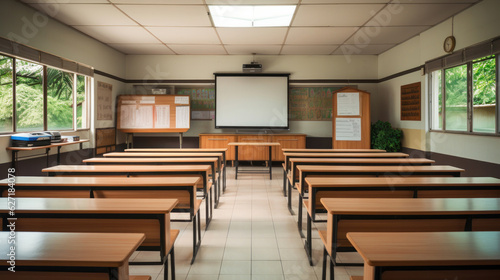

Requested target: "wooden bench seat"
[{"left": 130, "top": 276, "right": 152, "bottom": 280}]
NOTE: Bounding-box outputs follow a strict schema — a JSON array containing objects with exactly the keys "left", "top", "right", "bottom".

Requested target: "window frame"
[
  {"left": 0, "top": 53, "right": 91, "bottom": 135},
  {"left": 428, "top": 55, "right": 499, "bottom": 137}
]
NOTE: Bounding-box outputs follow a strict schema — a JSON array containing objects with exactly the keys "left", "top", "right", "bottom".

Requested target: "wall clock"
[{"left": 443, "top": 36, "right": 456, "bottom": 53}]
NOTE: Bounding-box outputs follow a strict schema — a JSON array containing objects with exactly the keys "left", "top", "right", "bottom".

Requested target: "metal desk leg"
[
  {"left": 234, "top": 146, "right": 239, "bottom": 179},
  {"left": 269, "top": 145, "right": 272, "bottom": 180}
]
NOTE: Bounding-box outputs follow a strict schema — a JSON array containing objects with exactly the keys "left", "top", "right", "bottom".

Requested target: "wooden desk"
[
  {"left": 296, "top": 165, "right": 464, "bottom": 242},
  {"left": 319, "top": 197, "right": 500, "bottom": 278},
  {"left": 284, "top": 152, "right": 409, "bottom": 171},
  {"left": 285, "top": 157, "right": 435, "bottom": 213},
  {"left": 6, "top": 139, "right": 89, "bottom": 173},
  {"left": 303, "top": 176, "right": 500, "bottom": 266},
  {"left": 103, "top": 152, "right": 224, "bottom": 203},
  {"left": 84, "top": 156, "right": 222, "bottom": 208},
  {"left": 41, "top": 165, "right": 213, "bottom": 228},
  {"left": 0, "top": 176, "right": 203, "bottom": 264},
  {"left": 0, "top": 197, "right": 176, "bottom": 276},
  {"left": 228, "top": 142, "right": 281, "bottom": 179},
  {"left": 0, "top": 231, "right": 144, "bottom": 280},
  {"left": 347, "top": 231, "right": 500, "bottom": 280},
  {"left": 125, "top": 148, "right": 228, "bottom": 192},
  {"left": 282, "top": 149, "right": 386, "bottom": 153}
]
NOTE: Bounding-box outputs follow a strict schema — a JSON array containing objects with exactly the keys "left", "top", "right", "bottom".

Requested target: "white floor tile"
[{"left": 133, "top": 167, "right": 357, "bottom": 280}]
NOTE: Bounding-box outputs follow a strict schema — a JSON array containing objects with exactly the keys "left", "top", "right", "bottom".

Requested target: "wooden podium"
[{"left": 332, "top": 87, "right": 370, "bottom": 149}]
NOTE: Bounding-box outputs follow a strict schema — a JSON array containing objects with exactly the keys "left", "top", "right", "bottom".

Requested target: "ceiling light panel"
[{"left": 209, "top": 5, "right": 296, "bottom": 27}]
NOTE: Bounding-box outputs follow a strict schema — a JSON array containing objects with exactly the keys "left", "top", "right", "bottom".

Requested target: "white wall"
[
  {"left": 377, "top": 0, "right": 500, "bottom": 164},
  {"left": 0, "top": 0, "right": 127, "bottom": 165},
  {"left": 125, "top": 55, "right": 379, "bottom": 138}
]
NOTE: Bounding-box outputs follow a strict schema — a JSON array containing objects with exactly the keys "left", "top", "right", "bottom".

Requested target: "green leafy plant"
[{"left": 371, "top": 120, "right": 403, "bottom": 152}]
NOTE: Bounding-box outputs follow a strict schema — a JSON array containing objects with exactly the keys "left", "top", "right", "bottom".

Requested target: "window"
[
  {"left": 0, "top": 54, "right": 91, "bottom": 134},
  {"left": 0, "top": 55, "right": 13, "bottom": 133},
  {"left": 47, "top": 67, "right": 74, "bottom": 131},
  {"left": 76, "top": 74, "right": 88, "bottom": 129},
  {"left": 444, "top": 64, "right": 468, "bottom": 131},
  {"left": 472, "top": 56, "right": 496, "bottom": 133},
  {"left": 429, "top": 55, "right": 498, "bottom": 135},
  {"left": 16, "top": 59, "right": 44, "bottom": 132}
]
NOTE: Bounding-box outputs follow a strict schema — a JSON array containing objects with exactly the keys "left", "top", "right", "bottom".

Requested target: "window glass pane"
[
  {"left": 0, "top": 55, "right": 13, "bottom": 132},
  {"left": 430, "top": 70, "right": 443, "bottom": 130},
  {"left": 472, "top": 56, "right": 496, "bottom": 133},
  {"left": 444, "top": 64, "right": 468, "bottom": 131},
  {"left": 76, "top": 75, "right": 87, "bottom": 129},
  {"left": 16, "top": 60, "right": 43, "bottom": 132},
  {"left": 47, "top": 68, "right": 73, "bottom": 131}
]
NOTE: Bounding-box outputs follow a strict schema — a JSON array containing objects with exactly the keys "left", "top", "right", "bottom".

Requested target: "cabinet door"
[
  {"left": 200, "top": 135, "right": 236, "bottom": 160},
  {"left": 237, "top": 135, "right": 272, "bottom": 161},
  {"left": 272, "top": 135, "right": 306, "bottom": 161}
]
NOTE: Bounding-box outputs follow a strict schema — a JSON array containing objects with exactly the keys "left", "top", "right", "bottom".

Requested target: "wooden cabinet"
[
  {"left": 272, "top": 135, "right": 306, "bottom": 161},
  {"left": 199, "top": 134, "right": 306, "bottom": 162},
  {"left": 199, "top": 134, "right": 237, "bottom": 160},
  {"left": 332, "top": 87, "right": 371, "bottom": 149}
]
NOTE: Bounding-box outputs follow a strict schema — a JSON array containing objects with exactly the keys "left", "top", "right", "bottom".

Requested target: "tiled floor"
[{"left": 130, "top": 166, "right": 363, "bottom": 280}]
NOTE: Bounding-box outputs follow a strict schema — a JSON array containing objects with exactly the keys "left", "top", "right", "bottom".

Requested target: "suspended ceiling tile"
[
  {"left": 333, "top": 44, "right": 396, "bottom": 55},
  {"left": 28, "top": 3, "right": 136, "bottom": 26},
  {"left": 147, "top": 27, "right": 220, "bottom": 44},
  {"left": 167, "top": 44, "right": 227, "bottom": 55},
  {"left": 110, "top": 0, "right": 204, "bottom": 3},
  {"left": 292, "top": 4, "right": 385, "bottom": 26},
  {"left": 286, "top": 27, "right": 358, "bottom": 45},
  {"left": 224, "top": 45, "right": 282, "bottom": 55},
  {"left": 397, "top": 0, "right": 479, "bottom": 3},
  {"left": 217, "top": 28, "right": 288, "bottom": 45},
  {"left": 117, "top": 5, "right": 212, "bottom": 27},
  {"left": 107, "top": 43, "right": 175, "bottom": 55},
  {"left": 206, "top": 0, "right": 299, "bottom": 4},
  {"left": 22, "top": 0, "right": 108, "bottom": 3},
  {"left": 345, "top": 26, "right": 429, "bottom": 45},
  {"left": 301, "top": 0, "right": 390, "bottom": 3},
  {"left": 281, "top": 44, "right": 338, "bottom": 55},
  {"left": 367, "top": 3, "right": 472, "bottom": 26},
  {"left": 74, "top": 26, "right": 160, "bottom": 44}
]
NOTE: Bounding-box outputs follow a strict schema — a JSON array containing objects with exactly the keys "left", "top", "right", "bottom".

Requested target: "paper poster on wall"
[
  {"left": 337, "top": 92, "right": 360, "bottom": 116},
  {"left": 97, "top": 81, "right": 113, "bottom": 120},
  {"left": 176, "top": 106, "right": 190, "bottom": 128},
  {"left": 155, "top": 105, "right": 170, "bottom": 128},
  {"left": 120, "top": 105, "right": 154, "bottom": 128},
  {"left": 336, "top": 118, "right": 361, "bottom": 141}
]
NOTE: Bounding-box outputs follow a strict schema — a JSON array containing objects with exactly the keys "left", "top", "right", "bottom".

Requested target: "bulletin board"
[
  {"left": 116, "top": 95, "right": 190, "bottom": 133},
  {"left": 289, "top": 87, "right": 343, "bottom": 121},
  {"left": 176, "top": 88, "right": 215, "bottom": 120},
  {"left": 401, "top": 82, "right": 421, "bottom": 121},
  {"left": 332, "top": 87, "right": 371, "bottom": 149}
]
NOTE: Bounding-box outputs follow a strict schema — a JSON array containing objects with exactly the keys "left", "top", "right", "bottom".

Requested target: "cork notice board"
[
  {"left": 401, "top": 82, "right": 421, "bottom": 121},
  {"left": 117, "top": 95, "right": 190, "bottom": 133}
]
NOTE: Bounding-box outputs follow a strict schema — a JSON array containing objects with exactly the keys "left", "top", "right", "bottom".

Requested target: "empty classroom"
[{"left": 1, "top": 1, "right": 500, "bottom": 280}]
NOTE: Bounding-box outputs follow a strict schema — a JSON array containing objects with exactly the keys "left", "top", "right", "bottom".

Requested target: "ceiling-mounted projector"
[{"left": 242, "top": 62, "right": 262, "bottom": 73}]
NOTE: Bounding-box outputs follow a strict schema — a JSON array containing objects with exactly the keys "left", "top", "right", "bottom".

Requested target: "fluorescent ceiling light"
[{"left": 209, "top": 5, "right": 296, "bottom": 27}]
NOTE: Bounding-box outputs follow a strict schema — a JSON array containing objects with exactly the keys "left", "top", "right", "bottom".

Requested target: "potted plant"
[{"left": 371, "top": 120, "right": 402, "bottom": 152}]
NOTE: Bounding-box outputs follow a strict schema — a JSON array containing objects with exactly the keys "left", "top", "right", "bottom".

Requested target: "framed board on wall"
[
  {"left": 116, "top": 95, "right": 190, "bottom": 133},
  {"left": 401, "top": 82, "right": 421, "bottom": 121}
]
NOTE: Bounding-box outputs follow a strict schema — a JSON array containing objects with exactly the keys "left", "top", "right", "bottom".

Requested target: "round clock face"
[{"left": 444, "top": 36, "right": 456, "bottom": 53}]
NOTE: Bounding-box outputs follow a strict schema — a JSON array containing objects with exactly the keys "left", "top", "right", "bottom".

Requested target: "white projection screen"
[{"left": 215, "top": 74, "right": 289, "bottom": 129}]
